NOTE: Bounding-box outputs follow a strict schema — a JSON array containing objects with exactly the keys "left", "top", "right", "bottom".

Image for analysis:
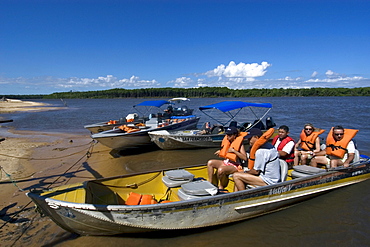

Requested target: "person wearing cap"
[
  {"left": 233, "top": 128, "right": 281, "bottom": 191},
  {"left": 207, "top": 126, "right": 247, "bottom": 190}
]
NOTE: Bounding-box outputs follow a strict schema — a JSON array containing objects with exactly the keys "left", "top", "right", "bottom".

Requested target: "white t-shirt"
[
  {"left": 253, "top": 143, "right": 281, "bottom": 185},
  {"left": 273, "top": 138, "right": 295, "bottom": 156}
]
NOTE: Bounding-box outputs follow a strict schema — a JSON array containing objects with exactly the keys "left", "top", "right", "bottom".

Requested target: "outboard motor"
[
  {"left": 181, "top": 105, "right": 190, "bottom": 115},
  {"left": 266, "top": 117, "right": 276, "bottom": 129}
]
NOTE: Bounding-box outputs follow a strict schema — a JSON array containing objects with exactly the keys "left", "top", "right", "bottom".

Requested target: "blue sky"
[{"left": 1, "top": 0, "right": 370, "bottom": 95}]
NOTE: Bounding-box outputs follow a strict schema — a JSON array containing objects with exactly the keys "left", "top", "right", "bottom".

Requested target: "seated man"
[
  {"left": 233, "top": 128, "right": 281, "bottom": 191},
  {"left": 310, "top": 125, "right": 358, "bottom": 168},
  {"left": 271, "top": 125, "right": 295, "bottom": 168}
]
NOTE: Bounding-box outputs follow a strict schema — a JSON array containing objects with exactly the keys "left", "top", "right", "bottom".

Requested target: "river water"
[{"left": 2, "top": 96, "right": 370, "bottom": 246}]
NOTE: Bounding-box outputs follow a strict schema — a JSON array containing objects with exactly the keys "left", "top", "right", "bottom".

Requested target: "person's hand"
[{"left": 214, "top": 150, "right": 220, "bottom": 156}]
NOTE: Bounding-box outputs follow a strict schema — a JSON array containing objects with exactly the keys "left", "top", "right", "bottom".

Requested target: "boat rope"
[
  {"left": 0, "top": 140, "right": 97, "bottom": 245},
  {"left": 0, "top": 166, "right": 24, "bottom": 191}
]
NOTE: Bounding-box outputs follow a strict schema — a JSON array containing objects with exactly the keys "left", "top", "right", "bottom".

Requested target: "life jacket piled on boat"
[
  {"left": 299, "top": 129, "right": 325, "bottom": 151},
  {"left": 326, "top": 127, "right": 358, "bottom": 158},
  {"left": 118, "top": 125, "right": 140, "bottom": 133},
  {"left": 107, "top": 120, "right": 118, "bottom": 125},
  {"left": 271, "top": 135, "right": 295, "bottom": 163},
  {"left": 248, "top": 128, "right": 275, "bottom": 169},
  {"left": 219, "top": 132, "right": 248, "bottom": 163}
]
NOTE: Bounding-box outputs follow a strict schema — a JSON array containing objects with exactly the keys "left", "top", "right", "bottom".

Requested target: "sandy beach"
[
  {"left": 0, "top": 98, "right": 66, "bottom": 114},
  {"left": 0, "top": 100, "right": 119, "bottom": 246}
]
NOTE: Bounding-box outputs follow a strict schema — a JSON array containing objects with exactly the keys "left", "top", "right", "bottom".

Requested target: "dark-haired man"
[{"left": 271, "top": 125, "right": 295, "bottom": 168}]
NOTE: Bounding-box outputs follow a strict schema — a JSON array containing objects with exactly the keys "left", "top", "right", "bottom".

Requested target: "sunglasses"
[
  {"left": 304, "top": 128, "right": 313, "bottom": 131},
  {"left": 334, "top": 133, "right": 344, "bottom": 136}
]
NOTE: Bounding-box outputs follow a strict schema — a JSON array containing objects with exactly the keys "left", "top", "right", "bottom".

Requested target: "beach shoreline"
[
  {"left": 0, "top": 100, "right": 96, "bottom": 246},
  {"left": 0, "top": 98, "right": 66, "bottom": 114}
]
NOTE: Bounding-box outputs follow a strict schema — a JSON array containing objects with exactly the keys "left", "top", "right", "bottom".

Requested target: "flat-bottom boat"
[{"left": 27, "top": 158, "right": 370, "bottom": 235}]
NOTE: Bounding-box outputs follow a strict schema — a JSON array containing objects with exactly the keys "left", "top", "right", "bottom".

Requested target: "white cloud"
[
  {"left": 167, "top": 77, "right": 194, "bottom": 87},
  {"left": 1, "top": 64, "right": 369, "bottom": 95},
  {"left": 204, "top": 61, "right": 271, "bottom": 78},
  {"left": 55, "top": 75, "right": 160, "bottom": 89},
  {"left": 325, "top": 70, "right": 342, "bottom": 79}
]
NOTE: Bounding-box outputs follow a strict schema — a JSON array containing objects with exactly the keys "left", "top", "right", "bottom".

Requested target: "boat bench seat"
[
  {"left": 162, "top": 169, "right": 195, "bottom": 188},
  {"left": 177, "top": 180, "right": 218, "bottom": 200},
  {"left": 291, "top": 165, "right": 326, "bottom": 178}
]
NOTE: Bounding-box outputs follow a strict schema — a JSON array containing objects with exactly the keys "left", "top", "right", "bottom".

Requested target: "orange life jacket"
[
  {"left": 326, "top": 128, "right": 358, "bottom": 158},
  {"left": 107, "top": 120, "right": 118, "bottom": 125},
  {"left": 248, "top": 128, "right": 275, "bottom": 169},
  {"left": 300, "top": 129, "right": 325, "bottom": 151},
  {"left": 118, "top": 125, "right": 140, "bottom": 133},
  {"left": 219, "top": 132, "right": 248, "bottom": 162}
]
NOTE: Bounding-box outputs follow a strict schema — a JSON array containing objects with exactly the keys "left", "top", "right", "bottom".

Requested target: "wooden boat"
[
  {"left": 149, "top": 101, "right": 276, "bottom": 150},
  {"left": 27, "top": 158, "right": 370, "bottom": 236},
  {"left": 84, "top": 98, "right": 194, "bottom": 134},
  {"left": 91, "top": 115, "right": 200, "bottom": 150}
]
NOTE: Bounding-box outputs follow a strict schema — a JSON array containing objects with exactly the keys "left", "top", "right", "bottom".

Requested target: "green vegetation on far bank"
[{"left": 2, "top": 86, "right": 370, "bottom": 99}]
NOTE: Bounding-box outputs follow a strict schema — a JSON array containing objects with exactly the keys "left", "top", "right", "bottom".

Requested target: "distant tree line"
[{"left": 3, "top": 86, "right": 370, "bottom": 99}]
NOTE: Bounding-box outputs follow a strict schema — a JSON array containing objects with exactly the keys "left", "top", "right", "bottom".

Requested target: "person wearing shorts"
[{"left": 207, "top": 126, "right": 247, "bottom": 190}]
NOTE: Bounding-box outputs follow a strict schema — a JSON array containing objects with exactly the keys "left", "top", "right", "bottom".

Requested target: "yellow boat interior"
[{"left": 39, "top": 165, "right": 297, "bottom": 206}]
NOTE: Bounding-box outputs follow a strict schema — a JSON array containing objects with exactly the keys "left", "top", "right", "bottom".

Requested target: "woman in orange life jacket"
[
  {"left": 207, "top": 126, "right": 247, "bottom": 190},
  {"left": 293, "top": 123, "right": 323, "bottom": 166},
  {"left": 310, "top": 125, "right": 358, "bottom": 168},
  {"left": 271, "top": 125, "right": 295, "bottom": 168}
]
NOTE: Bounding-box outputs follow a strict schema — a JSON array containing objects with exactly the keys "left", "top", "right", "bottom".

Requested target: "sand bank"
[
  {"left": 0, "top": 99, "right": 65, "bottom": 113},
  {"left": 0, "top": 129, "right": 112, "bottom": 247}
]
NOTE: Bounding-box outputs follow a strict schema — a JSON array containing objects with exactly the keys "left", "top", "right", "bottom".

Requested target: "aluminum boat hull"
[{"left": 27, "top": 159, "right": 370, "bottom": 235}]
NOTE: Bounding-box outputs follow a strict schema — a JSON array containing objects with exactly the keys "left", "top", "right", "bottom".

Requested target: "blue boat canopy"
[
  {"left": 134, "top": 100, "right": 170, "bottom": 108},
  {"left": 199, "top": 101, "right": 272, "bottom": 113}
]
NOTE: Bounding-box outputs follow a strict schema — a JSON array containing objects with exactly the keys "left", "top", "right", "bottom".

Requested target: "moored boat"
[
  {"left": 84, "top": 98, "right": 194, "bottom": 134},
  {"left": 27, "top": 158, "right": 370, "bottom": 236},
  {"left": 149, "top": 101, "right": 276, "bottom": 150},
  {"left": 91, "top": 115, "right": 200, "bottom": 150}
]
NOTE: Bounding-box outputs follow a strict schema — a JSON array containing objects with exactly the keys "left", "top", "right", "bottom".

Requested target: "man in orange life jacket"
[
  {"left": 233, "top": 128, "right": 280, "bottom": 191},
  {"left": 310, "top": 125, "right": 357, "bottom": 168},
  {"left": 272, "top": 125, "right": 295, "bottom": 168},
  {"left": 207, "top": 126, "right": 247, "bottom": 190}
]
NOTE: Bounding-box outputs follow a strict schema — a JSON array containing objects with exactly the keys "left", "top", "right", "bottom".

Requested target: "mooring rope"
[{"left": 0, "top": 140, "right": 98, "bottom": 246}]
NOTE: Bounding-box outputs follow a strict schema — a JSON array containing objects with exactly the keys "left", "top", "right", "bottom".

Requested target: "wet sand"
[{"left": 0, "top": 100, "right": 95, "bottom": 246}]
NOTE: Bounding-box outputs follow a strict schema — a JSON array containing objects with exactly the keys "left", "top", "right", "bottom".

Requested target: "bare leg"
[
  {"left": 233, "top": 172, "right": 267, "bottom": 191},
  {"left": 217, "top": 165, "right": 238, "bottom": 190},
  {"left": 301, "top": 153, "right": 309, "bottom": 165},
  {"left": 293, "top": 150, "right": 300, "bottom": 166},
  {"left": 310, "top": 156, "right": 328, "bottom": 167},
  {"left": 207, "top": 159, "right": 223, "bottom": 186},
  {"left": 330, "top": 159, "right": 343, "bottom": 168}
]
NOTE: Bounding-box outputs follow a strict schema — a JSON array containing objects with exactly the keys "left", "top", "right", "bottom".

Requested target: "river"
[{"left": 2, "top": 96, "right": 370, "bottom": 246}]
